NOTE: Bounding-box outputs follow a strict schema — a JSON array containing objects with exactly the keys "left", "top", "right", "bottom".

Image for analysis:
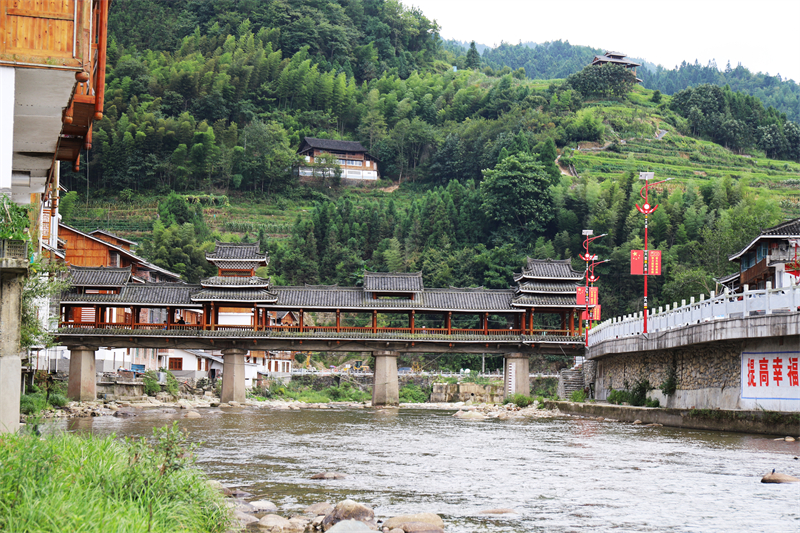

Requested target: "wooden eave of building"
[{"left": 728, "top": 218, "right": 800, "bottom": 261}]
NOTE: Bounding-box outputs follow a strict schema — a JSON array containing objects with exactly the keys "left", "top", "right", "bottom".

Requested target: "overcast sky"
[{"left": 406, "top": 0, "right": 800, "bottom": 83}]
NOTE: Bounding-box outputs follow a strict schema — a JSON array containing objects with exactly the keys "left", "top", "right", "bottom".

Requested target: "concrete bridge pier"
[
  {"left": 503, "top": 353, "right": 530, "bottom": 399},
  {"left": 1, "top": 264, "right": 27, "bottom": 432},
  {"left": 221, "top": 348, "right": 247, "bottom": 404},
  {"left": 67, "top": 346, "right": 98, "bottom": 402},
  {"left": 372, "top": 350, "right": 399, "bottom": 406}
]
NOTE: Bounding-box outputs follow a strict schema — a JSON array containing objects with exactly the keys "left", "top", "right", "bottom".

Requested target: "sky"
[{"left": 406, "top": 0, "right": 800, "bottom": 83}]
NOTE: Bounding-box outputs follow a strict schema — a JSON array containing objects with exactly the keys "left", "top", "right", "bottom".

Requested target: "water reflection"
[{"left": 58, "top": 408, "right": 799, "bottom": 532}]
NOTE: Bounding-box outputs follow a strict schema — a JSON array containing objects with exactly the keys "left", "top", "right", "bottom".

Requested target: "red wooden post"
[
  {"left": 336, "top": 309, "right": 340, "bottom": 333},
  {"left": 372, "top": 310, "right": 377, "bottom": 333},
  {"left": 483, "top": 312, "right": 488, "bottom": 335},
  {"left": 410, "top": 310, "right": 415, "bottom": 334},
  {"left": 447, "top": 311, "right": 452, "bottom": 335},
  {"left": 299, "top": 309, "right": 304, "bottom": 333}
]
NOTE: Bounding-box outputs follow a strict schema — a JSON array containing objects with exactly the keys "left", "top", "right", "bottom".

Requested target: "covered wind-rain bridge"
[{"left": 57, "top": 243, "right": 590, "bottom": 405}]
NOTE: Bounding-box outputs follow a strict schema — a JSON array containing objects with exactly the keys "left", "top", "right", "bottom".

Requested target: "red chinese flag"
[
  {"left": 576, "top": 287, "right": 586, "bottom": 305},
  {"left": 631, "top": 250, "right": 644, "bottom": 275},
  {"left": 648, "top": 250, "right": 662, "bottom": 276}
]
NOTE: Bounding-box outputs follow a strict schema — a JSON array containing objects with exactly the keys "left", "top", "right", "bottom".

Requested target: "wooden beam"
[{"left": 336, "top": 309, "right": 340, "bottom": 333}]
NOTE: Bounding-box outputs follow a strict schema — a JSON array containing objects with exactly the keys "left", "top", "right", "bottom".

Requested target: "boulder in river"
[
  {"left": 258, "top": 513, "right": 292, "bottom": 529},
  {"left": 382, "top": 513, "right": 444, "bottom": 531},
  {"left": 398, "top": 523, "right": 444, "bottom": 533},
  {"left": 234, "top": 510, "right": 259, "bottom": 526},
  {"left": 761, "top": 471, "right": 800, "bottom": 483},
  {"left": 453, "top": 410, "right": 486, "bottom": 420},
  {"left": 326, "top": 520, "right": 374, "bottom": 532},
  {"left": 311, "top": 471, "right": 348, "bottom": 480},
  {"left": 305, "top": 502, "right": 334, "bottom": 515},
  {"left": 321, "top": 499, "right": 376, "bottom": 531},
  {"left": 184, "top": 410, "right": 201, "bottom": 419},
  {"left": 249, "top": 499, "right": 278, "bottom": 512}
]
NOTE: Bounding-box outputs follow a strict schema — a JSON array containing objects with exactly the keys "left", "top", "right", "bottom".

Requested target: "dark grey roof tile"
[
  {"left": 69, "top": 266, "right": 132, "bottom": 287},
  {"left": 363, "top": 271, "right": 424, "bottom": 292}
]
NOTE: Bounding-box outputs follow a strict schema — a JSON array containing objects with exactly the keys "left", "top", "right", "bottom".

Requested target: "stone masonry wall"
[{"left": 596, "top": 341, "right": 741, "bottom": 395}]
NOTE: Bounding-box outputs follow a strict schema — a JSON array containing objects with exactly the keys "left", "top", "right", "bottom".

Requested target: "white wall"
[{"left": 0, "top": 67, "right": 13, "bottom": 193}]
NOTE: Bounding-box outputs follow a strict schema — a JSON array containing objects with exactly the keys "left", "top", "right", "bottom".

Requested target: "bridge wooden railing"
[{"left": 58, "top": 321, "right": 581, "bottom": 339}]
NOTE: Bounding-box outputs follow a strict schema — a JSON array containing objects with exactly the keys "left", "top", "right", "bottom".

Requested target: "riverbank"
[
  {"left": 0, "top": 426, "right": 230, "bottom": 533},
  {"left": 545, "top": 400, "right": 800, "bottom": 436}
]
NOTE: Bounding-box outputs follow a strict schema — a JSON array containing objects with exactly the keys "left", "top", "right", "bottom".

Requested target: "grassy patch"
[
  {"left": 503, "top": 393, "right": 533, "bottom": 408},
  {"left": 0, "top": 423, "right": 230, "bottom": 533},
  {"left": 399, "top": 384, "right": 430, "bottom": 403}
]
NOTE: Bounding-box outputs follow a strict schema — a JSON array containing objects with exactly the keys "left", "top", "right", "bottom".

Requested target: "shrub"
[
  {"left": 570, "top": 389, "right": 587, "bottom": 402},
  {"left": 645, "top": 398, "right": 660, "bottom": 408},
  {"left": 143, "top": 370, "right": 161, "bottom": 396},
  {"left": 48, "top": 393, "right": 68, "bottom": 407},
  {"left": 399, "top": 384, "right": 429, "bottom": 403},
  {"left": 503, "top": 393, "right": 533, "bottom": 408},
  {"left": 660, "top": 365, "right": 678, "bottom": 396},
  {"left": 164, "top": 371, "right": 180, "bottom": 397},
  {"left": 606, "top": 388, "right": 630, "bottom": 405},
  {"left": 20, "top": 392, "right": 48, "bottom": 415}
]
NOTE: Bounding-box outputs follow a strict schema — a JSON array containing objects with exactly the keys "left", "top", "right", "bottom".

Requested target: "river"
[{"left": 62, "top": 406, "right": 799, "bottom": 532}]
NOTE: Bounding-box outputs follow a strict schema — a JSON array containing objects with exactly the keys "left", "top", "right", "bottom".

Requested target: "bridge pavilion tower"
[
  {"left": 197, "top": 241, "right": 275, "bottom": 403},
  {"left": 511, "top": 258, "right": 586, "bottom": 336}
]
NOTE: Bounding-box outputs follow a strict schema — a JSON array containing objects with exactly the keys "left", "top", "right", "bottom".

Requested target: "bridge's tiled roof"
[
  {"left": 61, "top": 283, "right": 202, "bottom": 306},
  {"left": 200, "top": 276, "right": 271, "bottom": 288},
  {"left": 190, "top": 288, "right": 278, "bottom": 303},
  {"left": 511, "top": 294, "right": 581, "bottom": 308},
  {"left": 206, "top": 241, "right": 267, "bottom": 262},
  {"left": 69, "top": 266, "right": 132, "bottom": 287},
  {"left": 269, "top": 286, "right": 516, "bottom": 312},
  {"left": 514, "top": 258, "right": 583, "bottom": 281},
  {"left": 516, "top": 281, "right": 581, "bottom": 294},
  {"left": 363, "top": 271, "right": 424, "bottom": 292},
  {"left": 728, "top": 217, "right": 800, "bottom": 260}
]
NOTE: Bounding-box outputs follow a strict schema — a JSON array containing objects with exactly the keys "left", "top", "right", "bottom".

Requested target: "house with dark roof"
[
  {"left": 296, "top": 137, "right": 380, "bottom": 181},
  {"left": 726, "top": 218, "right": 800, "bottom": 291},
  {"left": 58, "top": 223, "right": 182, "bottom": 283},
  {"left": 590, "top": 51, "right": 642, "bottom": 82}
]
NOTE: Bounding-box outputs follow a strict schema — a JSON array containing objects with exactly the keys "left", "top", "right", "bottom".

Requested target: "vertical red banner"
[
  {"left": 648, "top": 250, "right": 662, "bottom": 275},
  {"left": 588, "top": 287, "right": 598, "bottom": 305},
  {"left": 591, "top": 304, "right": 601, "bottom": 320},
  {"left": 631, "top": 249, "right": 644, "bottom": 275}
]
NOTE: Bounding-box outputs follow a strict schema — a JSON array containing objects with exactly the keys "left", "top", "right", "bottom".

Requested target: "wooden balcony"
[{"left": 2, "top": 0, "right": 109, "bottom": 174}]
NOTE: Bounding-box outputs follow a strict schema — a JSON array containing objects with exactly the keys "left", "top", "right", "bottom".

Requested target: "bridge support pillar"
[
  {"left": 372, "top": 350, "right": 399, "bottom": 407},
  {"left": 67, "top": 346, "right": 97, "bottom": 402},
  {"left": 221, "top": 348, "right": 247, "bottom": 404},
  {"left": 0, "top": 267, "right": 25, "bottom": 433},
  {"left": 503, "top": 353, "right": 529, "bottom": 399}
]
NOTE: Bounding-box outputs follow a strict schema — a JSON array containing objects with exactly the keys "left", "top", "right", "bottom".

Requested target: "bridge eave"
[{"left": 55, "top": 333, "right": 584, "bottom": 355}]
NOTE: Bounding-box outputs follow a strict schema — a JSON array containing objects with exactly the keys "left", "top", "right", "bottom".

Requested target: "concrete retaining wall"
[
  {"left": 545, "top": 401, "right": 800, "bottom": 436},
  {"left": 96, "top": 380, "right": 145, "bottom": 400},
  {"left": 593, "top": 336, "right": 799, "bottom": 411},
  {"left": 430, "top": 383, "right": 504, "bottom": 403}
]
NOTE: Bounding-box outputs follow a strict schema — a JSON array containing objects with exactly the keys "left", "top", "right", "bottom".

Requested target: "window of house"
[
  {"left": 109, "top": 251, "right": 120, "bottom": 267},
  {"left": 197, "top": 359, "right": 202, "bottom": 371},
  {"left": 348, "top": 160, "right": 363, "bottom": 166},
  {"left": 168, "top": 358, "right": 183, "bottom": 371}
]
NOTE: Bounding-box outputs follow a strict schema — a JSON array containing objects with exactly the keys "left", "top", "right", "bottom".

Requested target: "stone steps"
[{"left": 557, "top": 369, "right": 585, "bottom": 399}]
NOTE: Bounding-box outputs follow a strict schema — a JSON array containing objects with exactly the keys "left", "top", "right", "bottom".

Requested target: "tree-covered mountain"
[{"left": 61, "top": 0, "right": 800, "bottom": 325}]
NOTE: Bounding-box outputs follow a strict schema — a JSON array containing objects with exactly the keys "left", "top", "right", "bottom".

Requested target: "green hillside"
[{"left": 60, "top": 0, "right": 800, "bottom": 322}]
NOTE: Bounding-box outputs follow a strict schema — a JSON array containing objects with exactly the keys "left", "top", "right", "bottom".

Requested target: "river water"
[{"left": 62, "top": 407, "right": 799, "bottom": 532}]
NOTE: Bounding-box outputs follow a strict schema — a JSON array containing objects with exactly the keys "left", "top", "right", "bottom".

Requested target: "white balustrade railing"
[{"left": 588, "top": 281, "right": 800, "bottom": 346}]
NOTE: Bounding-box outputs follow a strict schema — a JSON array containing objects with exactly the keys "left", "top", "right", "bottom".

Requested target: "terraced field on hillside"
[{"left": 561, "top": 130, "right": 800, "bottom": 217}]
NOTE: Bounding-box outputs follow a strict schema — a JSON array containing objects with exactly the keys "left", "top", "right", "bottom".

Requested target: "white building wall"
[{"left": 0, "top": 67, "right": 13, "bottom": 194}]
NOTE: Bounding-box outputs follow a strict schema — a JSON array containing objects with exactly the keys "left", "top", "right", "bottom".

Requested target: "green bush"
[
  {"left": 48, "top": 393, "right": 68, "bottom": 407},
  {"left": 503, "top": 393, "right": 533, "bottom": 408},
  {"left": 324, "top": 382, "right": 370, "bottom": 402},
  {"left": 20, "top": 393, "right": 48, "bottom": 415},
  {"left": 164, "top": 370, "right": 180, "bottom": 397},
  {"left": 0, "top": 424, "right": 231, "bottom": 532},
  {"left": 606, "top": 388, "right": 630, "bottom": 405},
  {"left": 570, "top": 389, "right": 587, "bottom": 402},
  {"left": 660, "top": 365, "right": 678, "bottom": 396},
  {"left": 143, "top": 370, "right": 161, "bottom": 396},
  {"left": 399, "top": 384, "right": 429, "bottom": 403},
  {"left": 645, "top": 398, "right": 660, "bottom": 408},
  {"left": 607, "top": 379, "right": 657, "bottom": 407}
]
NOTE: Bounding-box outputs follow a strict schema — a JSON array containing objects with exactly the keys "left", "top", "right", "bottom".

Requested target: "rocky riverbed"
[{"left": 23, "top": 395, "right": 565, "bottom": 422}]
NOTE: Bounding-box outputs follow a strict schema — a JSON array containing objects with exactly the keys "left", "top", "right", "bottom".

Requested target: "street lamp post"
[
  {"left": 580, "top": 230, "right": 606, "bottom": 347},
  {"left": 635, "top": 173, "right": 672, "bottom": 333}
]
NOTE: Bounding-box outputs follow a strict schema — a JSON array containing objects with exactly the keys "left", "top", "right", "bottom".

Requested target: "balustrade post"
[{"left": 765, "top": 281, "right": 772, "bottom": 314}]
